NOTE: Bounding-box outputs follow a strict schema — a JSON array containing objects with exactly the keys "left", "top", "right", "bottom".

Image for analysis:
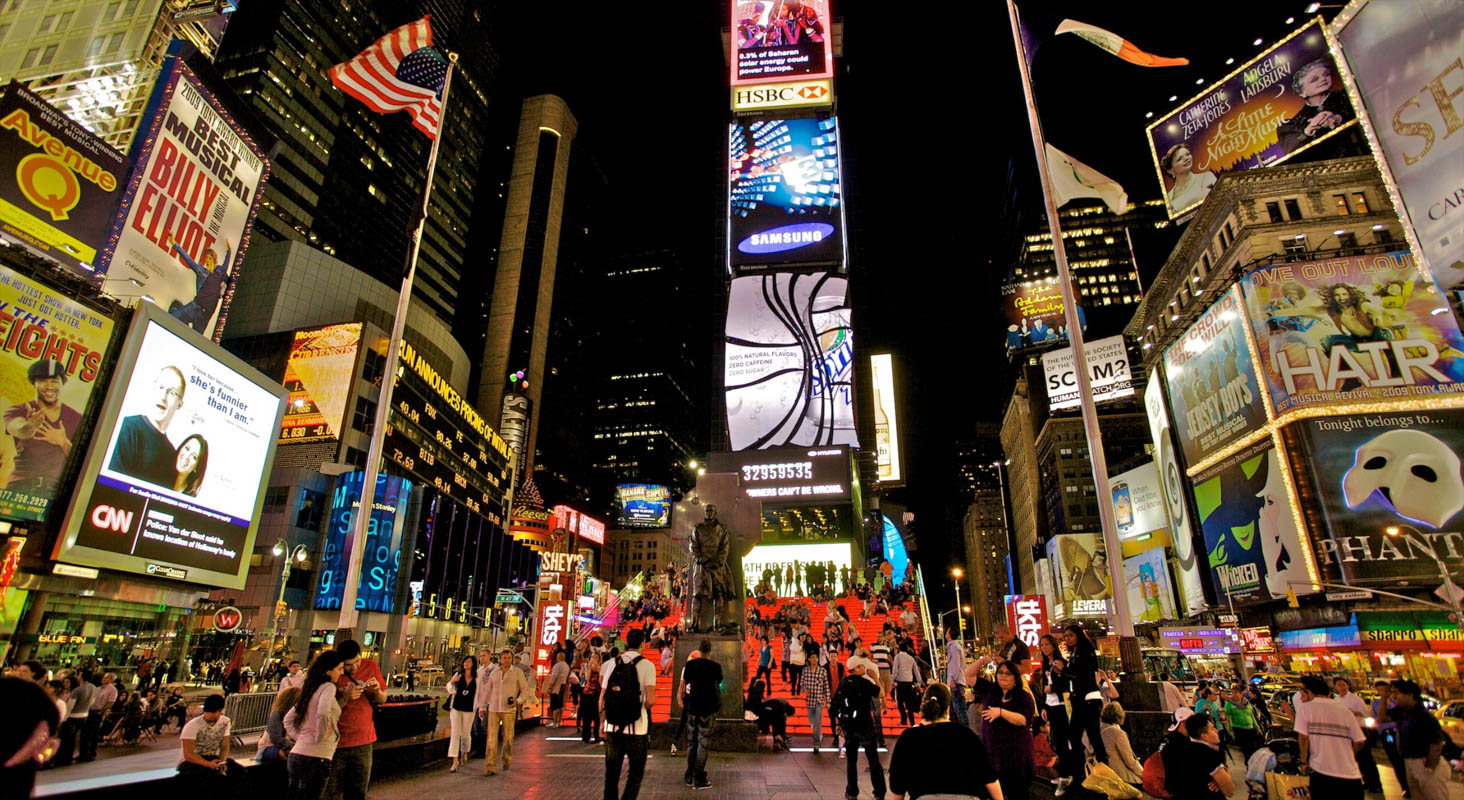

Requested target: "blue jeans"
[
  {"left": 605, "top": 732, "right": 648, "bottom": 800},
  {"left": 807, "top": 698, "right": 825, "bottom": 746},
  {"left": 287, "top": 753, "right": 332, "bottom": 800},
  {"left": 951, "top": 685, "right": 969, "bottom": 726},
  {"left": 327, "top": 743, "right": 372, "bottom": 800},
  {"left": 684, "top": 714, "right": 713, "bottom": 781}
]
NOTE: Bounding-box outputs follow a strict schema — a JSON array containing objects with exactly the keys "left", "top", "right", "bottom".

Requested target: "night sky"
[{"left": 491, "top": 1, "right": 1337, "bottom": 600}]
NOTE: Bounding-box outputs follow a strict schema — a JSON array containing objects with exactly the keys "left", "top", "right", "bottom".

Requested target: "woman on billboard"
[
  {"left": 172, "top": 434, "right": 209, "bottom": 497},
  {"left": 1160, "top": 143, "right": 1216, "bottom": 213}
]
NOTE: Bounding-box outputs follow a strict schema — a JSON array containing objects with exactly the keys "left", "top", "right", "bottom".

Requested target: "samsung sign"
[{"left": 738, "top": 223, "right": 835, "bottom": 255}]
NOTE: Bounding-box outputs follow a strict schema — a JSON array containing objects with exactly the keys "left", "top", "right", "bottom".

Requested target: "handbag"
[
  {"left": 1082, "top": 757, "right": 1141, "bottom": 800},
  {"left": 1265, "top": 771, "right": 1310, "bottom": 800}
]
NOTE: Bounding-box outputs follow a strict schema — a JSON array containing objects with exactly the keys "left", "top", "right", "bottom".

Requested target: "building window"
[
  {"left": 352, "top": 398, "right": 376, "bottom": 434},
  {"left": 1374, "top": 228, "right": 1394, "bottom": 244},
  {"left": 1353, "top": 192, "right": 1370, "bottom": 214},
  {"left": 1337, "top": 231, "right": 1358, "bottom": 251},
  {"left": 345, "top": 447, "right": 367, "bottom": 469},
  {"left": 1333, "top": 194, "right": 1351, "bottom": 215},
  {"left": 264, "top": 486, "right": 290, "bottom": 509},
  {"left": 1283, "top": 198, "right": 1303, "bottom": 220},
  {"left": 1225, "top": 220, "right": 1235, "bottom": 241},
  {"left": 296, "top": 489, "right": 325, "bottom": 531},
  {"left": 361, "top": 348, "right": 386, "bottom": 386},
  {"left": 1283, "top": 236, "right": 1308, "bottom": 257},
  {"left": 1266, "top": 202, "right": 1284, "bottom": 223}
]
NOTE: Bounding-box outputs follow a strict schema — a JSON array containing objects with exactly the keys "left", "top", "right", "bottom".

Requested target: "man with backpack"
[
  {"left": 601, "top": 627, "right": 657, "bottom": 800},
  {"left": 681, "top": 639, "right": 723, "bottom": 789},
  {"left": 833, "top": 660, "right": 886, "bottom": 800}
]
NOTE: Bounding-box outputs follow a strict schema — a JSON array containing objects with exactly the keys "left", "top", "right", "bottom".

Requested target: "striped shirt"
[{"left": 870, "top": 643, "right": 892, "bottom": 671}]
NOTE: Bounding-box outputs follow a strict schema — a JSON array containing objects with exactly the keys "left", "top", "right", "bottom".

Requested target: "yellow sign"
[
  {"left": 732, "top": 79, "right": 834, "bottom": 113},
  {"left": 1361, "top": 628, "right": 1464, "bottom": 644}
]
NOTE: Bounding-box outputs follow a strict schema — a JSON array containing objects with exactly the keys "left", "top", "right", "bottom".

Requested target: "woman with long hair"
[
  {"left": 1036, "top": 634, "right": 1076, "bottom": 779},
  {"left": 445, "top": 655, "right": 478, "bottom": 771},
  {"left": 889, "top": 682, "right": 1005, "bottom": 800},
  {"left": 578, "top": 651, "right": 602, "bottom": 744},
  {"left": 972, "top": 661, "right": 1036, "bottom": 800},
  {"left": 172, "top": 434, "right": 209, "bottom": 496},
  {"left": 284, "top": 650, "right": 345, "bottom": 800},
  {"left": 1059, "top": 625, "right": 1108, "bottom": 793},
  {"left": 256, "top": 685, "right": 300, "bottom": 761}
]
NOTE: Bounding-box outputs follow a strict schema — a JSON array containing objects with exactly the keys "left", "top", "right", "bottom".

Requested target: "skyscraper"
[{"left": 213, "top": 0, "right": 502, "bottom": 325}]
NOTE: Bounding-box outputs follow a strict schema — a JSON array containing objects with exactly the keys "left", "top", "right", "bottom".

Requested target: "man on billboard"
[
  {"left": 166, "top": 235, "right": 234, "bottom": 334},
  {"left": 1276, "top": 59, "right": 1354, "bottom": 151},
  {"left": 107, "top": 366, "right": 184, "bottom": 487},
  {"left": 4, "top": 359, "right": 79, "bottom": 495}
]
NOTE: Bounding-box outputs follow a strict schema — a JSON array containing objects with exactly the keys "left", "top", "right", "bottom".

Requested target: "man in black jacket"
[
  {"left": 834, "top": 661, "right": 886, "bottom": 800},
  {"left": 681, "top": 640, "right": 723, "bottom": 790}
]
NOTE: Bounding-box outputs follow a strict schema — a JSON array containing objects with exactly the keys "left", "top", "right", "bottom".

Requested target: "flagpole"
[
  {"left": 1004, "top": 2, "right": 1135, "bottom": 646},
  {"left": 336, "top": 52, "right": 459, "bottom": 637}
]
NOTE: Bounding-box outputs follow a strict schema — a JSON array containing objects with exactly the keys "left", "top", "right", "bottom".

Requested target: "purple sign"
[
  {"left": 1145, "top": 19, "right": 1356, "bottom": 219},
  {"left": 737, "top": 222, "right": 836, "bottom": 254}
]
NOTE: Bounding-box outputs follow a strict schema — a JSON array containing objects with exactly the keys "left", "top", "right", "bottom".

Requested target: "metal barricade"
[{"left": 223, "top": 691, "right": 276, "bottom": 740}]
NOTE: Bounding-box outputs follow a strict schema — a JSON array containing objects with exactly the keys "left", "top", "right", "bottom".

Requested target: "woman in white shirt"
[
  {"left": 283, "top": 651, "right": 346, "bottom": 800},
  {"left": 1161, "top": 144, "right": 1217, "bottom": 213}
]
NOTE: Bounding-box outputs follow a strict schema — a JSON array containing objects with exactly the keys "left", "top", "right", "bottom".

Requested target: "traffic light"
[
  {"left": 1286, "top": 588, "right": 1299, "bottom": 608},
  {"left": 959, "top": 615, "right": 967, "bottom": 632}
]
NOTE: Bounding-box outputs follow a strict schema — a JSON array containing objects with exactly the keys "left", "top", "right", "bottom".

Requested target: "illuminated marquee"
[
  {"left": 709, "top": 446, "right": 852, "bottom": 505},
  {"left": 1159, "top": 626, "right": 1240, "bottom": 655}
]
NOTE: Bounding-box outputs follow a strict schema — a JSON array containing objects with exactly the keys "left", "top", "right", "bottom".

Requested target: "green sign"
[{"left": 495, "top": 592, "right": 522, "bottom": 604}]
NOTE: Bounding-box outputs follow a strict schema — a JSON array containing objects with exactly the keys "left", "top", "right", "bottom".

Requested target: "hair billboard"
[
  {"left": 54, "top": 303, "right": 287, "bottom": 589},
  {"left": 1146, "top": 19, "right": 1357, "bottom": 219},
  {"left": 1238, "top": 250, "right": 1464, "bottom": 415}
]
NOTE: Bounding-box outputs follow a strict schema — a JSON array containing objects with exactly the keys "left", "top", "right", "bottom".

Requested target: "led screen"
[
  {"left": 725, "top": 271, "right": 856, "bottom": 450},
  {"left": 1238, "top": 250, "right": 1464, "bottom": 415},
  {"left": 728, "top": 116, "right": 843, "bottom": 270},
  {"left": 1146, "top": 19, "right": 1356, "bottom": 219},
  {"left": 96, "top": 56, "right": 269, "bottom": 340},
  {"left": 1110, "top": 461, "right": 1167, "bottom": 541},
  {"left": 1123, "top": 548, "right": 1177, "bottom": 624},
  {"left": 278, "top": 322, "right": 361, "bottom": 444},
  {"left": 55, "top": 304, "right": 287, "bottom": 588},
  {"left": 742, "top": 541, "right": 852, "bottom": 586},
  {"left": 614, "top": 483, "right": 671, "bottom": 529},
  {"left": 870, "top": 354, "right": 901, "bottom": 484},
  {"left": 730, "top": 0, "right": 834, "bottom": 87},
  {"left": 314, "top": 471, "right": 412, "bottom": 612}
]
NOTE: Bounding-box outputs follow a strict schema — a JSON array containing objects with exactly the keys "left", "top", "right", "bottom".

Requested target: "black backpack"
[
  {"left": 832, "top": 677, "right": 866, "bottom": 724},
  {"left": 604, "top": 655, "right": 646, "bottom": 727}
]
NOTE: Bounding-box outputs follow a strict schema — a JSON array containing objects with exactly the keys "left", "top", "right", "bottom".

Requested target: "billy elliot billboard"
[
  {"left": 0, "top": 82, "right": 126, "bottom": 276},
  {"left": 1146, "top": 19, "right": 1357, "bottom": 219},
  {"left": 1294, "top": 409, "right": 1464, "bottom": 584},
  {"left": 96, "top": 53, "right": 270, "bottom": 341},
  {"left": 731, "top": 0, "right": 834, "bottom": 87},
  {"left": 725, "top": 271, "right": 856, "bottom": 450},
  {"left": 54, "top": 303, "right": 287, "bottom": 589},
  {"left": 1238, "top": 250, "right": 1464, "bottom": 415},
  {"left": 728, "top": 116, "right": 844, "bottom": 271},
  {"left": 1162, "top": 286, "right": 1267, "bottom": 464}
]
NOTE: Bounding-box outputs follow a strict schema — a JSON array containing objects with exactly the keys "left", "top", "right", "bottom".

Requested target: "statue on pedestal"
[{"left": 688, "top": 505, "right": 740, "bottom": 635}]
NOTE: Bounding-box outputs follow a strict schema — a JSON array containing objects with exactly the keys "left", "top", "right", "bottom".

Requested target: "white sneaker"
[{"left": 1055, "top": 777, "right": 1072, "bottom": 796}]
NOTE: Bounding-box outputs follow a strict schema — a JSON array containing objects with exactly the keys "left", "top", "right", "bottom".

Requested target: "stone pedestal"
[{"left": 656, "top": 633, "right": 757, "bottom": 752}]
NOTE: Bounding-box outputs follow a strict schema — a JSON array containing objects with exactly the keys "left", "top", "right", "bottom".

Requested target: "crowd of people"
[{"left": 751, "top": 559, "right": 918, "bottom": 606}]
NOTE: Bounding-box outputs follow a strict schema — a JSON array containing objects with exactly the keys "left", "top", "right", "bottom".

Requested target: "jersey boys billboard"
[
  {"left": 731, "top": 0, "right": 833, "bottom": 87},
  {"left": 54, "top": 304, "right": 287, "bottom": 589},
  {"left": 728, "top": 116, "right": 844, "bottom": 271},
  {"left": 1239, "top": 250, "right": 1464, "bottom": 415},
  {"left": 96, "top": 54, "right": 269, "bottom": 341},
  {"left": 1146, "top": 19, "right": 1357, "bottom": 219},
  {"left": 725, "top": 271, "right": 856, "bottom": 451},
  {"left": 1162, "top": 286, "right": 1266, "bottom": 464}
]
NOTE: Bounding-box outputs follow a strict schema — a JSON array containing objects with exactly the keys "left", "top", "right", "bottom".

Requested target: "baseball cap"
[{"left": 1169, "top": 706, "right": 1194, "bottom": 732}]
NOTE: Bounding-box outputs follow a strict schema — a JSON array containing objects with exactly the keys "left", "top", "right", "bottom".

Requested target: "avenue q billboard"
[
  {"left": 1146, "top": 19, "right": 1356, "bottom": 219},
  {"left": 731, "top": 0, "right": 834, "bottom": 87},
  {"left": 54, "top": 303, "right": 287, "bottom": 589},
  {"left": 96, "top": 53, "right": 270, "bottom": 342}
]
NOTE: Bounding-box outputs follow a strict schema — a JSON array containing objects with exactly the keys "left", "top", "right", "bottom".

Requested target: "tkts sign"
[
  {"left": 1005, "top": 594, "right": 1050, "bottom": 651},
  {"left": 533, "top": 600, "right": 569, "bottom": 681}
]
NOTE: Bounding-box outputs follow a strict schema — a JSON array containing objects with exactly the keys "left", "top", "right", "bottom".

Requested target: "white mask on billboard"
[{"left": 1342, "top": 429, "right": 1464, "bottom": 528}]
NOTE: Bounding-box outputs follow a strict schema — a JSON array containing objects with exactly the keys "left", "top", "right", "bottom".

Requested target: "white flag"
[{"left": 1045, "top": 144, "right": 1128, "bottom": 215}]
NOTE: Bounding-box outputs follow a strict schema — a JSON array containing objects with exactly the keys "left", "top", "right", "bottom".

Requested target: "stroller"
[{"left": 1246, "top": 732, "right": 1302, "bottom": 800}]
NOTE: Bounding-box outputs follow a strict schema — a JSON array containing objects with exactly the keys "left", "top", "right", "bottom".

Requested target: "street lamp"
[
  {"left": 271, "top": 538, "right": 309, "bottom": 659},
  {"left": 952, "top": 567, "right": 966, "bottom": 652},
  {"left": 1385, "top": 525, "right": 1463, "bottom": 620}
]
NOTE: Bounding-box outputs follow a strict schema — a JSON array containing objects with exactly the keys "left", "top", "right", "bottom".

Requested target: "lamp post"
[
  {"left": 1385, "top": 525, "right": 1463, "bottom": 621},
  {"left": 270, "top": 538, "right": 308, "bottom": 659},
  {"left": 952, "top": 567, "right": 966, "bottom": 652}
]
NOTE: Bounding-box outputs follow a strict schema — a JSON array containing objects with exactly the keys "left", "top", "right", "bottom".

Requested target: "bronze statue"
[{"left": 688, "top": 504, "right": 739, "bottom": 634}]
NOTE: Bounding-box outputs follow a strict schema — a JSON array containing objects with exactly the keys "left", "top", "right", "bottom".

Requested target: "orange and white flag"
[{"left": 1055, "top": 19, "right": 1189, "bottom": 68}]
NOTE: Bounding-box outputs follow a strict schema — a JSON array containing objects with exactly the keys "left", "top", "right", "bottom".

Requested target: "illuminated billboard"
[
  {"left": 1295, "top": 409, "right": 1464, "bottom": 584},
  {"left": 1144, "top": 376, "right": 1207, "bottom": 616},
  {"left": 54, "top": 303, "right": 287, "bottom": 589},
  {"left": 552, "top": 504, "right": 605, "bottom": 546},
  {"left": 1047, "top": 534, "right": 1113, "bottom": 617},
  {"left": 1041, "top": 335, "right": 1133, "bottom": 412},
  {"left": 1190, "top": 440, "right": 1311, "bottom": 604},
  {"left": 96, "top": 54, "right": 270, "bottom": 340},
  {"left": 1162, "top": 286, "right": 1266, "bottom": 464},
  {"left": 0, "top": 82, "right": 126, "bottom": 276},
  {"left": 881, "top": 515, "right": 908, "bottom": 581},
  {"left": 730, "top": 0, "right": 833, "bottom": 87},
  {"left": 1238, "top": 250, "right": 1464, "bottom": 415},
  {"left": 725, "top": 271, "right": 856, "bottom": 450},
  {"left": 870, "top": 353, "right": 901, "bottom": 484},
  {"left": 707, "top": 444, "right": 853, "bottom": 505},
  {"left": 1335, "top": 0, "right": 1464, "bottom": 287},
  {"left": 614, "top": 484, "right": 671, "bottom": 529},
  {"left": 742, "top": 541, "right": 851, "bottom": 585},
  {"left": 1005, "top": 595, "right": 1050, "bottom": 651},
  {"left": 279, "top": 323, "right": 361, "bottom": 444},
  {"left": 1123, "top": 548, "right": 1177, "bottom": 624},
  {"left": 1110, "top": 461, "right": 1167, "bottom": 540},
  {"left": 314, "top": 471, "right": 413, "bottom": 612},
  {"left": 728, "top": 116, "right": 843, "bottom": 270},
  {"left": 1146, "top": 19, "right": 1357, "bottom": 219},
  {"left": 1002, "top": 280, "right": 1086, "bottom": 352},
  {"left": 0, "top": 266, "right": 116, "bottom": 522},
  {"left": 732, "top": 78, "right": 833, "bottom": 113}
]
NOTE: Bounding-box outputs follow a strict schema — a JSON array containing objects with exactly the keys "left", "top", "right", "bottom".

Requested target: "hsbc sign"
[
  {"left": 732, "top": 79, "right": 833, "bottom": 112},
  {"left": 1005, "top": 594, "right": 1049, "bottom": 651}
]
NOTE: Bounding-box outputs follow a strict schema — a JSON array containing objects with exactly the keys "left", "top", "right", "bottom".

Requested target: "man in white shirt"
[
  {"left": 178, "top": 694, "right": 231, "bottom": 778},
  {"left": 1334, "top": 676, "right": 1383, "bottom": 792},
  {"left": 1295, "top": 675, "right": 1366, "bottom": 800},
  {"left": 546, "top": 651, "right": 571, "bottom": 727},
  {"left": 601, "top": 628, "right": 656, "bottom": 800},
  {"left": 899, "top": 607, "right": 917, "bottom": 631},
  {"left": 478, "top": 649, "right": 532, "bottom": 776},
  {"left": 279, "top": 661, "right": 305, "bottom": 691}
]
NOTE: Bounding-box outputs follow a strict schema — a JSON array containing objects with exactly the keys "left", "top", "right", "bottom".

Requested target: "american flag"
[{"left": 330, "top": 16, "right": 448, "bottom": 138}]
